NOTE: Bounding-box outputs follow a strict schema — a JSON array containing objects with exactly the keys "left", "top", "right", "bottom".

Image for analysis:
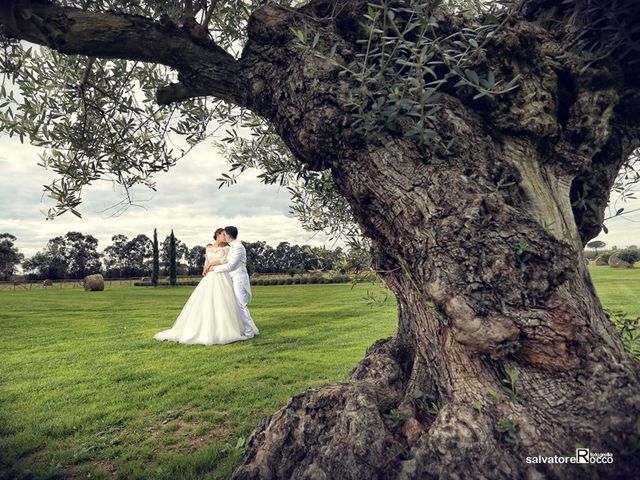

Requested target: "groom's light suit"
[{"left": 213, "top": 239, "right": 255, "bottom": 337}]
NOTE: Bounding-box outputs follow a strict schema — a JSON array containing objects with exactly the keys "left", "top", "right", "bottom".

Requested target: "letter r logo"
[{"left": 576, "top": 448, "right": 589, "bottom": 464}]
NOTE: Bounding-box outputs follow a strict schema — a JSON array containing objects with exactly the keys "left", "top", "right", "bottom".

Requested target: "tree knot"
[
  {"left": 445, "top": 296, "right": 520, "bottom": 357},
  {"left": 248, "top": 4, "right": 294, "bottom": 42}
]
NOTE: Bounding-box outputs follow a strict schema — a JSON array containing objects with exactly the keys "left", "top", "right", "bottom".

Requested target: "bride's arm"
[
  {"left": 213, "top": 245, "right": 241, "bottom": 273},
  {"left": 203, "top": 249, "right": 211, "bottom": 275},
  {"left": 208, "top": 246, "right": 230, "bottom": 267}
]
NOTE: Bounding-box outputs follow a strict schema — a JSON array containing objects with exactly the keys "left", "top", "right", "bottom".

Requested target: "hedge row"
[
  {"left": 134, "top": 275, "right": 365, "bottom": 287},
  {"left": 596, "top": 247, "right": 640, "bottom": 264},
  {"left": 252, "top": 276, "right": 351, "bottom": 286}
]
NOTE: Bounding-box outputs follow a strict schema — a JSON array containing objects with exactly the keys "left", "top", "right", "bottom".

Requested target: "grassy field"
[
  {"left": 0, "top": 267, "right": 638, "bottom": 479},
  {"left": 589, "top": 265, "right": 640, "bottom": 317},
  {"left": 0, "top": 283, "right": 396, "bottom": 479}
]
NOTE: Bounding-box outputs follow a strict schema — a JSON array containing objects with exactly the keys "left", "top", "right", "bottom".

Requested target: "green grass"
[
  {"left": 0, "top": 268, "right": 638, "bottom": 479},
  {"left": 588, "top": 265, "right": 640, "bottom": 317},
  {"left": 0, "top": 283, "right": 396, "bottom": 479}
]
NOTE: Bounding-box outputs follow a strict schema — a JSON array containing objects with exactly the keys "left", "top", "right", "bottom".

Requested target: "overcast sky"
[
  {"left": 0, "top": 134, "right": 338, "bottom": 258},
  {"left": 1, "top": 133, "right": 638, "bottom": 258}
]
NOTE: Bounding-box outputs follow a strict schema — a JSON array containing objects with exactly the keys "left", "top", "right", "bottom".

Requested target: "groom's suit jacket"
[{"left": 213, "top": 239, "right": 252, "bottom": 297}]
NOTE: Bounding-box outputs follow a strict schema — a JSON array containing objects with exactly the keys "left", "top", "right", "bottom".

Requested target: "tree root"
[{"left": 232, "top": 337, "right": 640, "bottom": 479}]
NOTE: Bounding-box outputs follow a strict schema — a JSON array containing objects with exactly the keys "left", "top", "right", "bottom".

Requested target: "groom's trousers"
[{"left": 232, "top": 280, "right": 254, "bottom": 336}]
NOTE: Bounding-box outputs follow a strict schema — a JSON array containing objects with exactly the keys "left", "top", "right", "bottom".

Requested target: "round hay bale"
[
  {"left": 608, "top": 254, "right": 633, "bottom": 269},
  {"left": 83, "top": 274, "right": 105, "bottom": 291},
  {"left": 43, "top": 279, "right": 53, "bottom": 287}
]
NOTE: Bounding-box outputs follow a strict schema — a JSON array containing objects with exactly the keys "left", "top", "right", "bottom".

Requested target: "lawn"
[
  {"left": 0, "top": 283, "right": 396, "bottom": 479},
  {"left": 0, "top": 268, "right": 638, "bottom": 479},
  {"left": 589, "top": 265, "right": 640, "bottom": 318}
]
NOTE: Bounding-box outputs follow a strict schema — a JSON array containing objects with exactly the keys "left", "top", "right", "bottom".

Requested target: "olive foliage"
[{"left": 0, "top": 0, "right": 637, "bottom": 245}]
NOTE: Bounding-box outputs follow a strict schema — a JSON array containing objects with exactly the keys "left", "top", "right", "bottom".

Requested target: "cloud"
[
  {"left": 0, "top": 136, "right": 334, "bottom": 257},
  {"left": 592, "top": 207, "right": 640, "bottom": 248}
]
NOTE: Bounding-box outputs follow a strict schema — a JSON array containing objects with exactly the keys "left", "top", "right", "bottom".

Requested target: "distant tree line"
[
  {"left": 22, "top": 232, "right": 102, "bottom": 281},
  {"left": 0, "top": 233, "right": 24, "bottom": 281},
  {"left": 243, "top": 241, "right": 345, "bottom": 276},
  {"left": 585, "top": 241, "right": 640, "bottom": 264},
  {"left": 9, "top": 229, "right": 637, "bottom": 282},
  {"left": 2, "top": 231, "right": 356, "bottom": 281}
]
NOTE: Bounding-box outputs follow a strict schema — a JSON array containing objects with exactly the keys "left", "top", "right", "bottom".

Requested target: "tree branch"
[
  {"left": 517, "top": 0, "right": 640, "bottom": 66},
  {"left": 202, "top": 1, "right": 218, "bottom": 26},
  {"left": 183, "top": 0, "right": 194, "bottom": 18},
  {"left": 156, "top": 81, "right": 207, "bottom": 105},
  {"left": 0, "top": 0, "right": 248, "bottom": 107}
]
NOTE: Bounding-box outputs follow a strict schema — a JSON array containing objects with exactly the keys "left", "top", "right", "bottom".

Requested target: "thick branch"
[
  {"left": 0, "top": 0, "right": 248, "bottom": 106},
  {"left": 156, "top": 81, "right": 207, "bottom": 105},
  {"left": 517, "top": 0, "right": 640, "bottom": 66}
]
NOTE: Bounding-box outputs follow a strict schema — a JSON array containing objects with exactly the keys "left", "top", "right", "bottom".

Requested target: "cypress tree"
[
  {"left": 169, "top": 229, "right": 177, "bottom": 286},
  {"left": 152, "top": 228, "right": 159, "bottom": 287}
]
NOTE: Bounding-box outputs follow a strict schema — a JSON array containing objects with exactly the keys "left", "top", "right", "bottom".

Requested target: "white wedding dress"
[{"left": 154, "top": 246, "right": 248, "bottom": 345}]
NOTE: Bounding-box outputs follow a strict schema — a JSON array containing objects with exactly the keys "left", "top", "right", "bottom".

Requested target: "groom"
[{"left": 211, "top": 226, "right": 257, "bottom": 338}]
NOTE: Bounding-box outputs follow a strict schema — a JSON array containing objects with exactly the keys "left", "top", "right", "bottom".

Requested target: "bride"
[{"left": 154, "top": 228, "right": 248, "bottom": 345}]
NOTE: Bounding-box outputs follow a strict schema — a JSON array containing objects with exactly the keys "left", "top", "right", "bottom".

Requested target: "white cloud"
[
  {"left": 592, "top": 207, "right": 640, "bottom": 248},
  {"left": 0, "top": 135, "right": 335, "bottom": 257}
]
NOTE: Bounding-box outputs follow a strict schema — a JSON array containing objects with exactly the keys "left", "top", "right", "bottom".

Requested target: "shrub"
[
  {"left": 135, "top": 280, "right": 201, "bottom": 287},
  {"left": 598, "top": 251, "right": 615, "bottom": 263},
  {"left": 134, "top": 276, "right": 356, "bottom": 287},
  {"left": 616, "top": 248, "right": 640, "bottom": 264},
  {"left": 607, "top": 309, "right": 640, "bottom": 360}
]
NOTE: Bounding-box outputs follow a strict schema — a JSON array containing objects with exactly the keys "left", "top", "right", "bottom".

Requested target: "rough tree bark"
[{"left": 2, "top": 1, "right": 639, "bottom": 478}]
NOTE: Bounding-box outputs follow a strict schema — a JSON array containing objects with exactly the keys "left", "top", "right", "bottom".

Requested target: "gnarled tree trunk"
[
  {"left": 232, "top": 2, "right": 640, "bottom": 478},
  {"left": 2, "top": 0, "right": 639, "bottom": 478}
]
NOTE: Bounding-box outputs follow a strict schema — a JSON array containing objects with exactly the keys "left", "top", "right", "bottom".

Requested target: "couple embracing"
[{"left": 154, "top": 226, "right": 259, "bottom": 345}]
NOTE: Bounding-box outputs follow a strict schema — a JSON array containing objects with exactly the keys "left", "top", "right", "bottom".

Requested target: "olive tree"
[{"left": 2, "top": 0, "right": 640, "bottom": 478}]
